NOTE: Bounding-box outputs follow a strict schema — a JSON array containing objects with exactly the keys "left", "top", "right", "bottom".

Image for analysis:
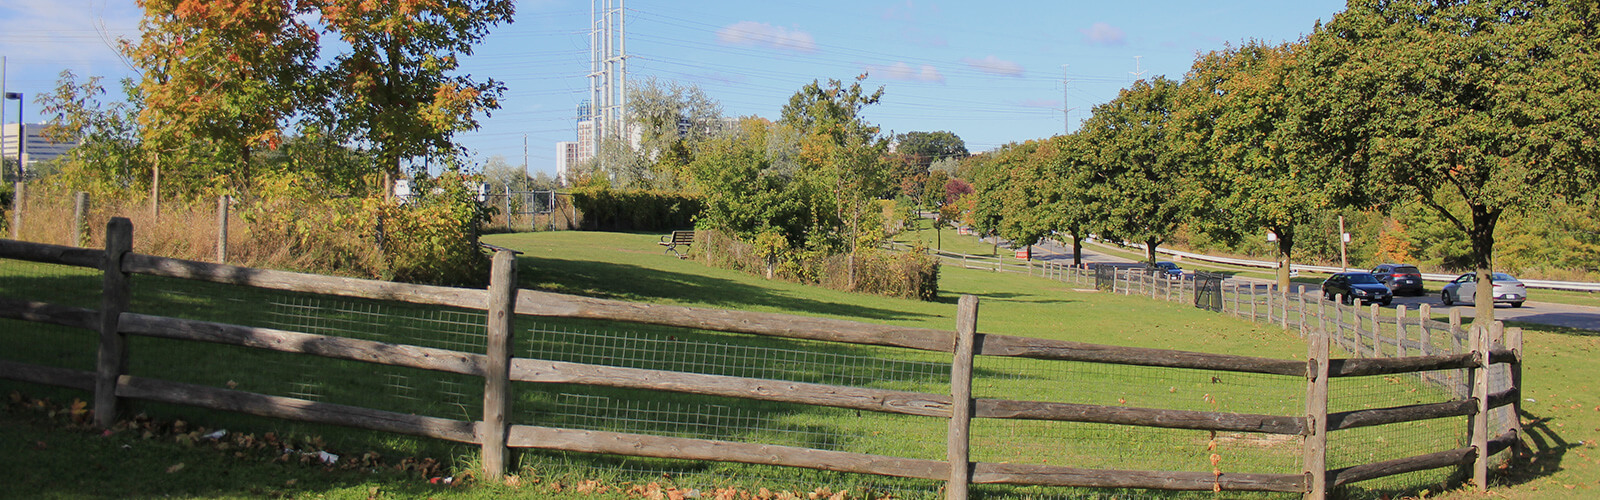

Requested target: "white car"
[{"left": 1441, "top": 272, "right": 1527, "bottom": 308}]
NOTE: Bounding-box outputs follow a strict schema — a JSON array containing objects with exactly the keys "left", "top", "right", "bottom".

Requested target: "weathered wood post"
[
  {"left": 1251, "top": 284, "right": 1259, "bottom": 321},
  {"left": 72, "top": 191, "right": 89, "bottom": 247},
  {"left": 215, "top": 195, "right": 229, "bottom": 263},
  {"left": 1450, "top": 309, "right": 1464, "bottom": 397},
  {"left": 1304, "top": 325, "right": 1330, "bottom": 500},
  {"left": 1469, "top": 321, "right": 1491, "bottom": 491},
  {"left": 10, "top": 181, "right": 23, "bottom": 240},
  {"left": 1507, "top": 326, "right": 1525, "bottom": 460},
  {"left": 481, "top": 249, "right": 518, "bottom": 478},
  {"left": 1395, "top": 305, "right": 1407, "bottom": 357},
  {"left": 947, "top": 294, "right": 978, "bottom": 500},
  {"left": 94, "top": 217, "right": 133, "bottom": 428},
  {"left": 1297, "top": 286, "right": 1307, "bottom": 338},
  {"left": 1369, "top": 303, "right": 1380, "bottom": 357},
  {"left": 1419, "top": 304, "right": 1432, "bottom": 356}
]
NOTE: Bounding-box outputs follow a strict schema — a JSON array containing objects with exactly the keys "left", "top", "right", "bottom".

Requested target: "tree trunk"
[
  {"left": 1469, "top": 207, "right": 1502, "bottom": 324},
  {"left": 1145, "top": 238, "right": 1159, "bottom": 265},
  {"left": 1071, "top": 233, "right": 1083, "bottom": 268}
]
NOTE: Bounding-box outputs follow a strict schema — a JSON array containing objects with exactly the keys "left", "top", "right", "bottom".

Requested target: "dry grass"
[{"left": 6, "top": 189, "right": 378, "bottom": 276}]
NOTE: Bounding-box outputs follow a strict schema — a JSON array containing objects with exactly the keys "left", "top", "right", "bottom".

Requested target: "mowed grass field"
[{"left": 0, "top": 228, "right": 1593, "bottom": 499}]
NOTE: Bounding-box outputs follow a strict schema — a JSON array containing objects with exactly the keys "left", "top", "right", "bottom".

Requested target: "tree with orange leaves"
[{"left": 124, "top": 0, "right": 318, "bottom": 197}]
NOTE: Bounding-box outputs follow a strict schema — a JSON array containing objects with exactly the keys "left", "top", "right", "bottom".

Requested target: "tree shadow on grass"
[{"left": 516, "top": 255, "right": 933, "bottom": 323}]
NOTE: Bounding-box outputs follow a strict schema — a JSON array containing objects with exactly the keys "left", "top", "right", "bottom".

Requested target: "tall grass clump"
[
  {"left": 698, "top": 230, "right": 938, "bottom": 301},
  {"left": 9, "top": 170, "right": 490, "bottom": 287}
]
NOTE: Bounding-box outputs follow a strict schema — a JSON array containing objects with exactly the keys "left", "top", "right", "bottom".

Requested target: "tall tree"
[
  {"left": 780, "top": 77, "right": 890, "bottom": 289},
  {"left": 629, "top": 77, "right": 723, "bottom": 189},
  {"left": 1303, "top": 0, "right": 1600, "bottom": 320},
  {"left": 1176, "top": 41, "right": 1359, "bottom": 290},
  {"left": 36, "top": 71, "right": 147, "bottom": 196},
  {"left": 891, "top": 131, "right": 967, "bottom": 198},
  {"left": 1048, "top": 134, "right": 1098, "bottom": 267},
  {"left": 312, "top": 0, "right": 514, "bottom": 197},
  {"left": 125, "top": 0, "right": 318, "bottom": 195},
  {"left": 1078, "top": 76, "right": 1194, "bottom": 265}
]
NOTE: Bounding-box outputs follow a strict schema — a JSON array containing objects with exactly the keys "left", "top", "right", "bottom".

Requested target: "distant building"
[
  {"left": 555, "top": 141, "right": 578, "bottom": 187},
  {"left": 1, "top": 123, "right": 76, "bottom": 172},
  {"left": 575, "top": 100, "right": 598, "bottom": 163}
]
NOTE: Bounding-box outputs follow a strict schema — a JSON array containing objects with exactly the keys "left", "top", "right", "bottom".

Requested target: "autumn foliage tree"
[{"left": 124, "top": 0, "right": 318, "bottom": 196}]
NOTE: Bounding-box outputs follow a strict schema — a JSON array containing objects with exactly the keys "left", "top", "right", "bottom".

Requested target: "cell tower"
[
  {"left": 1129, "top": 55, "right": 1146, "bottom": 81},
  {"left": 589, "top": 0, "right": 627, "bottom": 159}
]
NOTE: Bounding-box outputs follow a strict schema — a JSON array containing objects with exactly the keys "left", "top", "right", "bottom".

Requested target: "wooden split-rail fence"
[{"left": 0, "top": 218, "right": 1524, "bottom": 499}]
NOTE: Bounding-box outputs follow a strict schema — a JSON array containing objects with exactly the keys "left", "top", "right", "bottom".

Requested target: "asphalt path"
[{"left": 1002, "top": 236, "right": 1600, "bottom": 332}]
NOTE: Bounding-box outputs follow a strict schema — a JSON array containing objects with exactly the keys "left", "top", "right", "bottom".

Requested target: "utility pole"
[
  {"left": 1130, "top": 55, "right": 1146, "bottom": 81},
  {"left": 522, "top": 134, "right": 528, "bottom": 189},
  {"left": 1061, "top": 65, "right": 1071, "bottom": 135},
  {"left": 1338, "top": 215, "right": 1349, "bottom": 271}
]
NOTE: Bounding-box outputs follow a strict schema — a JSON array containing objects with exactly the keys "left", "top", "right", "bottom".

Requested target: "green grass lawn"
[{"left": 2, "top": 229, "right": 1593, "bottom": 499}]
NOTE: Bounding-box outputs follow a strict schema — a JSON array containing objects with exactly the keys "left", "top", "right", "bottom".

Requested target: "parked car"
[
  {"left": 1153, "top": 261, "right": 1184, "bottom": 279},
  {"left": 1441, "top": 272, "right": 1527, "bottom": 308},
  {"left": 1371, "top": 263, "right": 1426, "bottom": 296},
  {"left": 1322, "top": 272, "right": 1393, "bottom": 306}
]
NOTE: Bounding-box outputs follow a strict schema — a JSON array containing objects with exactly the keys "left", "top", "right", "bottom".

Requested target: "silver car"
[{"left": 1441, "top": 272, "right": 1527, "bottom": 308}]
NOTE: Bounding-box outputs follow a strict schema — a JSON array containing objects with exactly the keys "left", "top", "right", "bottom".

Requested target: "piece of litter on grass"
[
  {"left": 201, "top": 429, "right": 226, "bottom": 440},
  {"left": 166, "top": 463, "right": 185, "bottom": 473},
  {"left": 316, "top": 451, "right": 339, "bottom": 464}
]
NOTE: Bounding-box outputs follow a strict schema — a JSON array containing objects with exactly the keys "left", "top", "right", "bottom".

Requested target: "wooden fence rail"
[{"left": 0, "top": 219, "right": 1525, "bottom": 500}]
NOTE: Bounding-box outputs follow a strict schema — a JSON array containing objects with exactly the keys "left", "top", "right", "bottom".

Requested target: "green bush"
[
  {"left": 698, "top": 230, "right": 939, "bottom": 301},
  {"left": 571, "top": 187, "right": 701, "bottom": 232}
]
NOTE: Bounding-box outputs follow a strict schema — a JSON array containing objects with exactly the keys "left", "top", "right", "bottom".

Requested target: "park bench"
[{"left": 658, "top": 230, "right": 695, "bottom": 259}]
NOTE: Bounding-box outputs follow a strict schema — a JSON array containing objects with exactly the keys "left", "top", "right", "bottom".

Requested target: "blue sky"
[{"left": 0, "top": 0, "right": 1347, "bottom": 177}]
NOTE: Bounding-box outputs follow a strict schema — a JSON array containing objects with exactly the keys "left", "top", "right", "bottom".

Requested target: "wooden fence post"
[
  {"left": 94, "top": 217, "right": 133, "bottom": 428},
  {"left": 1469, "top": 322, "right": 1491, "bottom": 491},
  {"left": 1419, "top": 304, "right": 1432, "bottom": 356},
  {"left": 1251, "top": 284, "right": 1259, "bottom": 321},
  {"left": 1507, "top": 326, "right": 1525, "bottom": 460},
  {"left": 947, "top": 295, "right": 978, "bottom": 500},
  {"left": 1369, "top": 303, "right": 1380, "bottom": 357},
  {"left": 215, "top": 195, "right": 230, "bottom": 264},
  {"left": 1450, "top": 309, "right": 1464, "bottom": 397},
  {"left": 481, "top": 249, "right": 518, "bottom": 478},
  {"left": 1297, "top": 286, "right": 1307, "bottom": 338},
  {"left": 10, "top": 181, "right": 23, "bottom": 240},
  {"left": 1304, "top": 326, "right": 1330, "bottom": 500},
  {"left": 73, "top": 191, "right": 89, "bottom": 247},
  {"left": 1395, "top": 305, "right": 1407, "bottom": 357}
]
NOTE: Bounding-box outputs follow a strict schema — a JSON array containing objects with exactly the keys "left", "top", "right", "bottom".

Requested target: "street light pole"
[{"left": 4, "top": 92, "right": 21, "bottom": 181}]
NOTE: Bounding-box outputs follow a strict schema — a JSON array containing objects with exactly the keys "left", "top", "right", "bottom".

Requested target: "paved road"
[{"left": 1007, "top": 236, "right": 1600, "bottom": 332}]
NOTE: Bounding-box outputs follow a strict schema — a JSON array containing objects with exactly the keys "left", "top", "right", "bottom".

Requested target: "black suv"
[
  {"left": 1322, "top": 272, "right": 1393, "bottom": 306},
  {"left": 1370, "top": 263, "right": 1425, "bottom": 296}
]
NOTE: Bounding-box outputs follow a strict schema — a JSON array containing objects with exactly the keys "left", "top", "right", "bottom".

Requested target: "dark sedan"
[
  {"left": 1322, "top": 272, "right": 1393, "bottom": 306},
  {"left": 1371, "top": 263, "right": 1426, "bottom": 296}
]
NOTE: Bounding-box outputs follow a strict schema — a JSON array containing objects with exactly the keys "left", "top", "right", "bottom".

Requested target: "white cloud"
[
  {"left": 716, "top": 21, "right": 817, "bottom": 53},
  {"left": 962, "top": 55, "right": 1024, "bottom": 77},
  {"left": 1081, "top": 22, "right": 1127, "bottom": 46},
  {"left": 866, "top": 62, "right": 944, "bottom": 83}
]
